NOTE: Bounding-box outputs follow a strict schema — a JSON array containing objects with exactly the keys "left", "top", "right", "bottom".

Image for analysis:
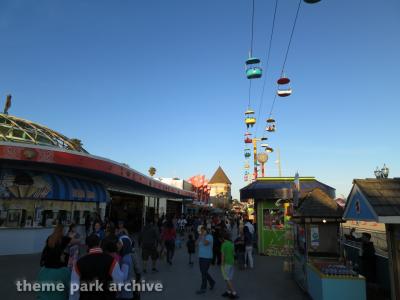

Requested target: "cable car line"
[
  {"left": 255, "top": 0, "right": 279, "bottom": 137},
  {"left": 280, "top": 0, "right": 302, "bottom": 76},
  {"left": 248, "top": 80, "right": 252, "bottom": 108},
  {"left": 243, "top": 0, "right": 321, "bottom": 182},
  {"left": 265, "top": 0, "right": 302, "bottom": 127},
  {"left": 246, "top": 0, "right": 256, "bottom": 111},
  {"left": 249, "top": 0, "right": 256, "bottom": 57}
]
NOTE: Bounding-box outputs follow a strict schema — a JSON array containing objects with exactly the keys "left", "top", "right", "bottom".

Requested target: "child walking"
[
  {"left": 221, "top": 232, "right": 238, "bottom": 299},
  {"left": 186, "top": 234, "right": 196, "bottom": 265}
]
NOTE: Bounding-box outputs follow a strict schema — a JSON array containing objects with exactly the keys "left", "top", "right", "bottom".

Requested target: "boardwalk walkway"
[
  {"left": 0, "top": 245, "right": 308, "bottom": 300},
  {"left": 0, "top": 223, "right": 307, "bottom": 300}
]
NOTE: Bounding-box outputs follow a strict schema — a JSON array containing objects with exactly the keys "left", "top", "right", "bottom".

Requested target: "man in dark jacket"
[
  {"left": 360, "top": 232, "right": 376, "bottom": 283},
  {"left": 139, "top": 219, "right": 160, "bottom": 273},
  {"left": 70, "top": 234, "right": 123, "bottom": 300}
]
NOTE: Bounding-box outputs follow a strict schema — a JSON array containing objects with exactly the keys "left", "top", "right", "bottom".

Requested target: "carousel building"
[{"left": 0, "top": 113, "right": 196, "bottom": 255}]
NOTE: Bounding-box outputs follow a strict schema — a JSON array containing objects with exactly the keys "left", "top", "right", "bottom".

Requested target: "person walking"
[
  {"left": 243, "top": 226, "right": 254, "bottom": 269},
  {"left": 70, "top": 234, "right": 124, "bottom": 300},
  {"left": 37, "top": 224, "right": 71, "bottom": 300},
  {"left": 193, "top": 217, "right": 201, "bottom": 240},
  {"left": 212, "top": 224, "right": 223, "bottom": 266},
  {"left": 234, "top": 231, "right": 246, "bottom": 270},
  {"left": 93, "top": 221, "right": 105, "bottom": 240},
  {"left": 116, "top": 221, "right": 129, "bottom": 237},
  {"left": 196, "top": 226, "right": 215, "bottom": 294},
  {"left": 139, "top": 219, "right": 160, "bottom": 273},
  {"left": 221, "top": 232, "right": 239, "bottom": 299},
  {"left": 66, "top": 223, "right": 81, "bottom": 269},
  {"left": 117, "top": 235, "right": 141, "bottom": 300},
  {"left": 101, "top": 222, "right": 121, "bottom": 263},
  {"left": 85, "top": 214, "right": 92, "bottom": 238},
  {"left": 161, "top": 220, "right": 176, "bottom": 265},
  {"left": 186, "top": 234, "right": 196, "bottom": 265}
]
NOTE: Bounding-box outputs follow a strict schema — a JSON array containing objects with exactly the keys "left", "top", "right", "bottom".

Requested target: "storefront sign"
[{"left": 310, "top": 225, "right": 320, "bottom": 248}]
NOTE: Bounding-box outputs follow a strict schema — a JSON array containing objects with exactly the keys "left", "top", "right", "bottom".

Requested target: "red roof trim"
[{"left": 0, "top": 143, "right": 196, "bottom": 199}]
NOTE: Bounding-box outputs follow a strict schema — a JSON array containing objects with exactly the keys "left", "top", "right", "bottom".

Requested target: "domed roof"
[{"left": 0, "top": 113, "right": 87, "bottom": 153}]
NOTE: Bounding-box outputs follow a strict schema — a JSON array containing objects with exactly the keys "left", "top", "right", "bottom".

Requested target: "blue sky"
[{"left": 0, "top": 0, "right": 399, "bottom": 199}]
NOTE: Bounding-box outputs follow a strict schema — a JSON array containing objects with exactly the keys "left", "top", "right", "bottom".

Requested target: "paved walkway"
[
  {"left": 141, "top": 244, "right": 307, "bottom": 300},
  {"left": 0, "top": 244, "right": 308, "bottom": 300}
]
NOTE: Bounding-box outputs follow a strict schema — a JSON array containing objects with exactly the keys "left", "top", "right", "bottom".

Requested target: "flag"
[
  {"left": 3, "top": 94, "right": 11, "bottom": 114},
  {"left": 293, "top": 172, "right": 300, "bottom": 207}
]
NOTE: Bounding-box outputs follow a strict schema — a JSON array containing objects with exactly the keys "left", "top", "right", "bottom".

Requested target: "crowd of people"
[{"left": 36, "top": 212, "right": 256, "bottom": 300}]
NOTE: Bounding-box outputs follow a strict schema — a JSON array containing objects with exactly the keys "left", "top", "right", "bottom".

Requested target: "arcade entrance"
[{"left": 108, "top": 191, "right": 144, "bottom": 233}]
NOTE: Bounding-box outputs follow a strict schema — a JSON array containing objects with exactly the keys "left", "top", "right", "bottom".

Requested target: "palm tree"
[
  {"left": 148, "top": 167, "right": 156, "bottom": 177},
  {"left": 69, "top": 138, "right": 83, "bottom": 149}
]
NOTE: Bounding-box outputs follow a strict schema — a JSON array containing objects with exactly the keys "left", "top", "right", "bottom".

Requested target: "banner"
[{"left": 310, "top": 225, "right": 320, "bottom": 248}]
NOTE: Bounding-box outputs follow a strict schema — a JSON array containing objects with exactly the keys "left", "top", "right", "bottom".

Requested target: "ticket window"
[
  {"left": 6, "top": 209, "right": 26, "bottom": 227},
  {"left": 42, "top": 210, "right": 54, "bottom": 227},
  {"left": 73, "top": 210, "right": 81, "bottom": 225},
  {"left": 82, "top": 211, "right": 93, "bottom": 226},
  {"left": 57, "top": 210, "right": 71, "bottom": 225},
  {"left": 83, "top": 211, "right": 91, "bottom": 221},
  {"left": 0, "top": 210, "right": 6, "bottom": 227}
]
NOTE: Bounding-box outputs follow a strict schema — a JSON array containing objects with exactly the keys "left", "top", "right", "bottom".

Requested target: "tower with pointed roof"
[{"left": 209, "top": 166, "right": 232, "bottom": 208}]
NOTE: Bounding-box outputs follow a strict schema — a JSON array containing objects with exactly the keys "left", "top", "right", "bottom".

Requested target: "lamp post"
[
  {"left": 257, "top": 152, "right": 268, "bottom": 177},
  {"left": 251, "top": 137, "right": 268, "bottom": 180},
  {"left": 374, "top": 164, "right": 390, "bottom": 179}
]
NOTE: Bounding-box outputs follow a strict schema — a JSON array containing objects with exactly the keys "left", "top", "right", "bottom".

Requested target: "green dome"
[{"left": 0, "top": 113, "right": 87, "bottom": 153}]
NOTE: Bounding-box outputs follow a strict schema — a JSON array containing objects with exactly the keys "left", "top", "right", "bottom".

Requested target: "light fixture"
[
  {"left": 322, "top": 219, "right": 327, "bottom": 223},
  {"left": 381, "top": 164, "right": 389, "bottom": 178},
  {"left": 374, "top": 167, "right": 381, "bottom": 178},
  {"left": 374, "top": 164, "right": 390, "bottom": 179}
]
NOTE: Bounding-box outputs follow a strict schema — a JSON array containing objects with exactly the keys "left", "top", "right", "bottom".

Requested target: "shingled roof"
[
  {"left": 240, "top": 177, "right": 335, "bottom": 201},
  {"left": 209, "top": 166, "right": 231, "bottom": 184},
  {"left": 354, "top": 178, "right": 400, "bottom": 217},
  {"left": 295, "top": 188, "right": 343, "bottom": 218}
]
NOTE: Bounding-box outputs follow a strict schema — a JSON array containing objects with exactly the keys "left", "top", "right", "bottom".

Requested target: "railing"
[
  {"left": 343, "top": 241, "right": 391, "bottom": 298},
  {"left": 342, "top": 227, "right": 388, "bottom": 253}
]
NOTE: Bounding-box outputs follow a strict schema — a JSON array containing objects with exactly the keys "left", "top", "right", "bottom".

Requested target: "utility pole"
[
  {"left": 277, "top": 148, "right": 282, "bottom": 177},
  {"left": 252, "top": 137, "right": 265, "bottom": 180}
]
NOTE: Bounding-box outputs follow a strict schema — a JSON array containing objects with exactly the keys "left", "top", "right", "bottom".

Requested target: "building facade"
[
  {"left": 0, "top": 113, "right": 196, "bottom": 255},
  {"left": 208, "top": 166, "right": 232, "bottom": 208}
]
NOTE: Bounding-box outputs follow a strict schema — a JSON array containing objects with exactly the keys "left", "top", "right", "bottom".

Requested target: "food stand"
[{"left": 292, "top": 188, "right": 366, "bottom": 300}]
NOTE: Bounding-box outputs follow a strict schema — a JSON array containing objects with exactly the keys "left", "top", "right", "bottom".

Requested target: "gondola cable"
[
  {"left": 281, "top": 0, "right": 302, "bottom": 76},
  {"left": 244, "top": 0, "right": 261, "bottom": 132},
  {"left": 247, "top": 0, "right": 256, "bottom": 109},
  {"left": 248, "top": 80, "right": 252, "bottom": 108},
  {"left": 255, "top": 0, "right": 279, "bottom": 136},
  {"left": 250, "top": 0, "right": 255, "bottom": 57},
  {"left": 267, "top": 0, "right": 302, "bottom": 120}
]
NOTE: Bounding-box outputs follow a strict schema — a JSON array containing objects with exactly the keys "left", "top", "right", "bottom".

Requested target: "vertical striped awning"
[{"left": 0, "top": 168, "right": 109, "bottom": 202}]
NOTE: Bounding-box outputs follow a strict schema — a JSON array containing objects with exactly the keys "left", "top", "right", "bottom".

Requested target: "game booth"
[
  {"left": 240, "top": 177, "right": 336, "bottom": 256},
  {"left": 292, "top": 188, "right": 366, "bottom": 300}
]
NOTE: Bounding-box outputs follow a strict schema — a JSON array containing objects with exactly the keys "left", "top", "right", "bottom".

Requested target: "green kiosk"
[{"left": 240, "top": 177, "right": 336, "bottom": 256}]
